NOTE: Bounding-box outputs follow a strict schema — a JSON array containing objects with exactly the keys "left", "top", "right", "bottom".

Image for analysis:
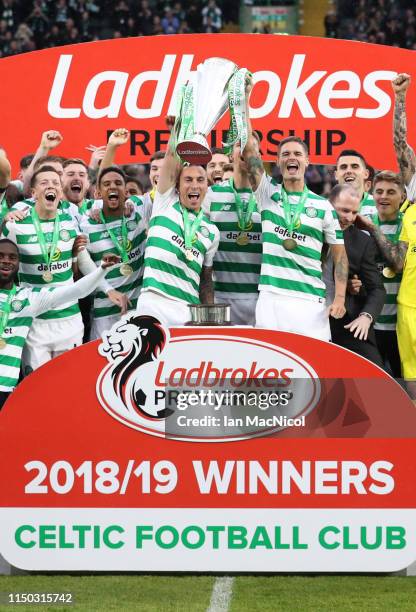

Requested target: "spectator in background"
[
  {"left": 1, "top": 0, "right": 17, "bottom": 32},
  {"left": 161, "top": 8, "right": 180, "bottom": 35},
  {"left": 27, "top": 5, "right": 49, "bottom": 47},
  {"left": 202, "top": 0, "right": 222, "bottom": 33},
  {"left": 137, "top": 0, "right": 154, "bottom": 36},
  {"left": 44, "top": 24, "right": 63, "bottom": 47},
  {"left": 113, "top": 0, "right": 131, "bottom": 36},
  {"left": 152, "top": 15, "right": 163, "bottom": 35},
  {"left": 324, "top": 11, "right": 338, "bottom": 38}
]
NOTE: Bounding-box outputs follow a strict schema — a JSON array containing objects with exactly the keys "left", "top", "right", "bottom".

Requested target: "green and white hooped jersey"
[
  {"left": 373, "top": 216, "right": 403, "bottom": 332},
  {"left": 142, "top": 187, "right": 220, "bottom": 304},
  {"left": 360, "top": 192, "right": 377, "bottom": 217},
  {"left": 0, "top": 286, "right": 56, "bottom": 391},
  {"left": 204, "top": 183, "right": 262, "bottom": 299},
  {"left": 2, "top": 210, "right": 79, "bottom": 321},
  {"left": 80, "top": 196, "right": 149, "bottom": 319},
  {"left": 255, "top": 174, "right": 344, "bottom": 302}
]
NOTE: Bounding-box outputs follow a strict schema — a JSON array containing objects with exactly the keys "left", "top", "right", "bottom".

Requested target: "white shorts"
[
  {"left": 215, "top": 294, "right": 258, "bottom": 326},
  {"left": 255, "top": 291, "right": 330, "bottom": 341},
  {"left": 22, "top": 314, "right": 84, "bottom": 374},
  {"left": 136, "top": 291, "right": 190, "bottom": 326},
  {"left": 90, "top": 311, "right": 136, "bottom": 341}
]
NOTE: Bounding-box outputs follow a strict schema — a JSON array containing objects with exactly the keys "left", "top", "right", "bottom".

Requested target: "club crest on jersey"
[
  {"left": 120, "top": 238, "right": 132, "bottom": 252},
  {"left": 97, "top": 316, "right": 171, "bottom": 423},
  {"left": 11, "top": 300, "right": 24, "bottom": 312},
  {"left": 127, "top": 221, "right": 136, "bottom": 231},
  {"left": 60, "top": 229, "right": 71, "bottom": 242},
  {"left": 51, "top": 247, "right": 61, "bottom": 261},
  {"left": 305, "top": 207, "right": 317, "bottom": 218}
]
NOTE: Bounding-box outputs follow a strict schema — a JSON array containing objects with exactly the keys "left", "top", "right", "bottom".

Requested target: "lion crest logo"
[{"left": 97, "top": 315, "right": 172, "bottom": 430}]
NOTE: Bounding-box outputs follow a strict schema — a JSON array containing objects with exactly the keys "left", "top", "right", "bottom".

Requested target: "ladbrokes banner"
[
  {"left": 0, "top": 34, "right": 415, "bottom": 171},
  {"left": 1, "top": 324, "right": 416, "bottom": 572}
]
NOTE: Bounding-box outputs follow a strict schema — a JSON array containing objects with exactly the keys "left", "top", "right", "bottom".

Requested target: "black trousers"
[
  {"left": 375, "top": 329, "right": 402, "bottom": 378},
  {"left": 0, "top": 391, "right": 11, "bottom": 410},
  {"left": 330, "top": 317, "right": 384, "bottom": 368}
]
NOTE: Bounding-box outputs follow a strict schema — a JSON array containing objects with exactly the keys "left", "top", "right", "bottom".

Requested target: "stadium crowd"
[
  {"left": 325, "top": 0, "right": 416, "bottom": 49},
  {"left": 0, "top": 59, "right": 415, "bottom": 409},
  {"left": 0, "top": 0, "right": 228, "bottom": 57}
]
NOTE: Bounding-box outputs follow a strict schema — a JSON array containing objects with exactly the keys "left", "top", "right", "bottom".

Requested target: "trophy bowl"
[
  {"left": 176, "top": 57, "right": 239, "bottom": 165},
  {"left": 186, "top": 303, "right": 231, "bottom": 326}
]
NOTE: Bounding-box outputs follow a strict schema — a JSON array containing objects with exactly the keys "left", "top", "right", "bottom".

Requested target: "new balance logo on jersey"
[{"left": 28, "top": 236, "right": 38, "bottom": 243}]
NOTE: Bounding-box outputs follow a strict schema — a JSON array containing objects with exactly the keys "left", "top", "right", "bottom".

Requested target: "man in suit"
[{"left": 324, "top": 185, "right": 385, "bottom": 366}]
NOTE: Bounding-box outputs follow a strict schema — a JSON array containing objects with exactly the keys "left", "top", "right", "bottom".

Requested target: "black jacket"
[{"left": 342, "top": 225, "right": 385, "bottom": 322}]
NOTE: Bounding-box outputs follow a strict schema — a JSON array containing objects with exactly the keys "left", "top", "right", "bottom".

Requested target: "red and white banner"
[
  {"left": 0, "top": 34, "right": 414, "bottom": 172},
  {"left": 1, "top": 325, "right": 416, "bottom": 572}
]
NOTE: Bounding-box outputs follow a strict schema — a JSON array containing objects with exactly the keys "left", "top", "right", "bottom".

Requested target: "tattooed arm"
[
  {"left": 392, "top": 73, "right": 416, "bottom": 186},
  {"left": 328, "top": 244, "right": 348, "bottom": 318},
  {"left": 355, "top": 214, "right": 408, "bottom": 273},
  {"left": 242, "top": 75, "right": 264, "bottom": 191},
  {"left": 199, "top": 266, "right": 214, "bottom": 304}
]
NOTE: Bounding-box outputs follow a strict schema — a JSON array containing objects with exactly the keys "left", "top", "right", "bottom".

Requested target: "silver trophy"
[
  {"left": 176, "top": 57, "right": 238, "bottom": 165},
  {"left": 187, "top": 303, "right": 231, "bottom": 326}
]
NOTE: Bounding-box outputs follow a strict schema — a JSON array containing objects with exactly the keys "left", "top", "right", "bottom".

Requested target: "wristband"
[{"left": 359, "top": 312, "right": 373, "bottom": 323}]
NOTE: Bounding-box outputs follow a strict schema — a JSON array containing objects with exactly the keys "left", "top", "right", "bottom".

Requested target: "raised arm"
[
  {"left": 157, "top": 117, "right": 181, "bottom": 195},
  {"left": 23, "top": 130, "right": 63, "bottom": 195},
  {"left": 392, "top": 73, "right": 416, "bottom": 186},
  {"left": 100, "top": 128, "right": 129, "bottom": 172},
  {"left": 242, "top": 77, "right": 264, "bottom": 191}
]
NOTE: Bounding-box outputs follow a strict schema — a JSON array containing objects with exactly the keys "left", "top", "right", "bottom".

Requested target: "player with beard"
[
  {"left": 243, "top": 80, "right": 348, "bottom": 338},
  {"left": 206, "top": 148, "right": 230, "bottom": 185},
  {"left": 79, "top": 166, "right": 151, "bottom": 339},
  {"left": 61, "top": 158, "right": 95, "bottom": 217},
  {"left": 135, "top": 138, "right": 219, "bottom": 326},
  {"left": 0, "top": 238, "right": 119, "bottom": 409},
  {"left": 335, "top": 149, "right": 377, "bottom": 217},
  {"left": 1, "top": 167, "right": 119, "bottom": 371},
  {"left": 203, "top": 139, "right": 262, "bottom": 325}
]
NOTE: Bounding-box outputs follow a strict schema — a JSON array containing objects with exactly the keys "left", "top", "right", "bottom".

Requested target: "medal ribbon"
[
  {"left": 0, "top": 286, "right": 17, "bottom": 339},
  {"left": 175, "top": 84, "right": 195, "bottom": 148},
  {"left": 223, "top": 68, "right": 251, "bottom": 155},
  {"left": 281, "top": 187, "right": 309, "bottom": 235},
  {"left": 229, "top": 178, "right": 257, "bottom": 230},
  {"left": 182, "top": 207, "right": 204, "bottom": 250},
  {"left": 99, "top": 212, "right": 129, "bottom": 263},
  {"left": 31, "top": 207, "right": 60, "bottom": 272}
]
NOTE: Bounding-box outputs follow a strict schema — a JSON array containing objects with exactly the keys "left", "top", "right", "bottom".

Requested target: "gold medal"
[
  {"left": 42, "top": 271, "right": 53, "bottom": 283},
  {"left": 236, "top": 233, "right": 249, "bottom": 246},
  {"left": 0, "top": 337, "right": 6, "bottom": 350},
  {"left": 282, "top": 238, "right": 297, "bottom": 251},
  {"left": 120, "top": 263, "right": 133, "bottom": 277},
  {"left": 382, "top": 267, "right": 396, "bottom": 279},
  {"left": 185, "top": 249, "right": 194, "bottom": 262}
]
